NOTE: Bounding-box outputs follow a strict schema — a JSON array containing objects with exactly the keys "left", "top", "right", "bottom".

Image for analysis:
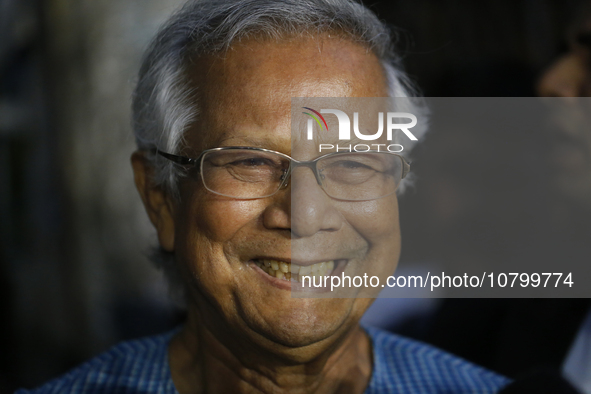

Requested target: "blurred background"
[{"left": 1, "top": 0, "right": 591, "bottom": 392}]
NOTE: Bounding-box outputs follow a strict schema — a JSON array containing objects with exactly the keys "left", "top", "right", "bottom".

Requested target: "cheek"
[
  {"left": 344, "top": 197, "right": 400, "bottom": 243},
  {"left": 174, "top": 188, "right": 269, "bottom": 304},
  {"left": 345, "top": 197, "right": 400, "bottom": 283},
  {"left": 174, "top": 186, "right": 267, "bottom": 275},
  {"left": 177, "top": 178, "right": 266, "bottom": 242}
]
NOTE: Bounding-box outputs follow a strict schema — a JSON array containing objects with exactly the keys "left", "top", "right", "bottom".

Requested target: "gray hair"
[{"left": 131, "top": 0, "right": 426, "bottom": 302}]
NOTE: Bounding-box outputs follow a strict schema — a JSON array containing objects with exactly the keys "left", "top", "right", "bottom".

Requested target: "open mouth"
[{"left": 253, "top": 259, "right": 337, "bottom": 282}]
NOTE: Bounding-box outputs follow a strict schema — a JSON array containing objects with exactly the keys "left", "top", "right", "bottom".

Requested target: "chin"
[{"left": 247, "top": 297, "right": 366, "bottom": 349}]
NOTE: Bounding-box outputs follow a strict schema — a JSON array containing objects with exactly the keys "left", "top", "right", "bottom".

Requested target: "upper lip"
[{"left": 250, "top": 256, "right": 345, "bottom": 267}]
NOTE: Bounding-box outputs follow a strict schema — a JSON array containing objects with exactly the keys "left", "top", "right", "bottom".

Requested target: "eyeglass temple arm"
[
  {"left": 154, "top": 149, "right": 198, "bottom": 166},
  {"left": 402, "top": 159, "right": 411, "bottom": 179}
]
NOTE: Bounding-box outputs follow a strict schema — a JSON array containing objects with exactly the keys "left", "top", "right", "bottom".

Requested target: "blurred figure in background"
[
  {"left": 538, "top": 0, "right": 591, "bottom": 214},
  {"left": 415, "top": 2, "right": 591, "bottom": 393},
  {"left": 538, "top": 1, "right": 591, "bottom": 98},
  {"left": 537, "top": 2, "right": 591, "bottom": 393}
]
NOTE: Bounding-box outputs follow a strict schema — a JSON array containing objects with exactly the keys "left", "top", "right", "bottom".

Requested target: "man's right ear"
[{"left": 131, "top": 151, "right": 176, "bottom": 252}]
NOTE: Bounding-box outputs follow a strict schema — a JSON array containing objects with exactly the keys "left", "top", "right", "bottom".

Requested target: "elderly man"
[{"left": 18, "top": 0, "right": 510, "bottom": 393}]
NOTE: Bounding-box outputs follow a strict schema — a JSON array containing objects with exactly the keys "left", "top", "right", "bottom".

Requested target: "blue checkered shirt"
[{"left": 17, "top": 326, "right": 510, "bottom": 393}]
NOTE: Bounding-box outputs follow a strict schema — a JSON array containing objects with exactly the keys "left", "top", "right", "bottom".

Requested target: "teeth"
[
  {"left": 253, "top": 259, "right": 336, "bottom": 282},
  {"left": 299, "top": 265, "right": 311, "bottom": 276},
  {"left": 327, "top": 261, "right": 334, "bottom": 271}
]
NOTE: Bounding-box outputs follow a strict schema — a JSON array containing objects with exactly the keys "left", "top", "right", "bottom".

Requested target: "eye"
[
  {"left": 320, "top": 153, "right": 391, "bottom": 173},
  {"left": 325, "top": 159, "right": 378, "bottom": 173},
  {"left": 335, "top": 160, "right": 373, "bottom": 170}
]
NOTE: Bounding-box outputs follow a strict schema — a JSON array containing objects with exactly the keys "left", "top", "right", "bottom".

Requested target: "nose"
[
  {"left": 289, "top": 166, "right": 344, "bottom": 238},
  {"left": 262, "top": 166, "right": 343, "bottom": 238}
]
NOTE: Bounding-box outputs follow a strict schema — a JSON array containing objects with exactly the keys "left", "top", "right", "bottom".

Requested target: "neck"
[{"left": 168, "top": 309, "right": 373, "bottom": 394}]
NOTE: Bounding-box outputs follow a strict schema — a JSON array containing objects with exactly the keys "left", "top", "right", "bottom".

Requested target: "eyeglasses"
[{"left": 156, "top": 147, "right": 410, "bottom": 201}]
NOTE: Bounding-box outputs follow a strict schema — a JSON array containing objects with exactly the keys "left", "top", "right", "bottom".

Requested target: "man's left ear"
[{"left": 131, "top": 151, "right": 176, "bottom": 252}]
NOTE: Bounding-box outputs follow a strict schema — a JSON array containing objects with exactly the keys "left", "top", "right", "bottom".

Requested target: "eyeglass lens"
[{"left": 200, "top": 149, "right": 403, "bottom": 200}]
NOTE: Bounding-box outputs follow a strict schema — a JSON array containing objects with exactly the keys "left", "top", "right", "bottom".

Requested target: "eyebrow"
[{"left": 215, "top": 134, "right": 288, "bottom": 150}]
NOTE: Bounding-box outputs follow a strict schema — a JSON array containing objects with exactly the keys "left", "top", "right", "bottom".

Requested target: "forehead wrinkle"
[
  {"left": 209, "top": 36, "right": 385, "bottom": 98},
  {"left": 183, "top": 34, "right": 388, "bottom": 153}
]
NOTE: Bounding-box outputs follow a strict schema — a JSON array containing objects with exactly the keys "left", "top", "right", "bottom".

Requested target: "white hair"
[{"left": 131, "top": 0, "right": 427, "bottom": 300}]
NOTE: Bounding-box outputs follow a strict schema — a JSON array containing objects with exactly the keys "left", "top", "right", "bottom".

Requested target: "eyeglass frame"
[{"left": 154, "top": 146, "right": 411, "bottom": 201}]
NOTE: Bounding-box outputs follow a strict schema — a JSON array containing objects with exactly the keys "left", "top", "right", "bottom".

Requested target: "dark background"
[{"left": 1, "top": 0, "right": 589, "bottom": 392}]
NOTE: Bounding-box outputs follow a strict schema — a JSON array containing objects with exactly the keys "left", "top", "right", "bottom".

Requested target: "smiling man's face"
[{"left": 165, "top": 35, "right": 400, "bottom": 354}]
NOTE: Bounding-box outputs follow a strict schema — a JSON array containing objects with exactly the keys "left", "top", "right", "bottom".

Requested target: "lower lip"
[{"left": 249, "top": 260, "right": 349, "bottom": 292}]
